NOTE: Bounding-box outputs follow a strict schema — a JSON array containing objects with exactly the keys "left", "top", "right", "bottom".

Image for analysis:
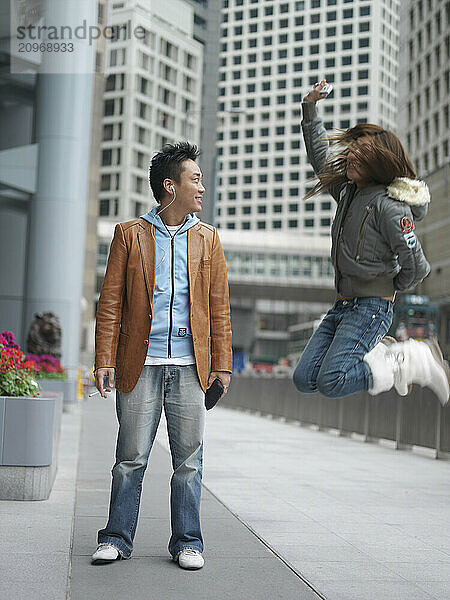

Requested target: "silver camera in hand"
[{"left": 321, "top": 83, "right": 333, "bottom": 95}]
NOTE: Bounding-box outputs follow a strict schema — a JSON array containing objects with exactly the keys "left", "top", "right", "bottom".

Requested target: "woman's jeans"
[
  {"left": 97, "top": 364, "right": 205, "bottom": 559},
  {"left": 293, "top": 297, "right": 393, "bottom": 398}
]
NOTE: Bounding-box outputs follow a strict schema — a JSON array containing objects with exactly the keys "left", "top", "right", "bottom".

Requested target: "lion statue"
[{"left": 26, "top": 312, "right": 62, "bottom": 359}]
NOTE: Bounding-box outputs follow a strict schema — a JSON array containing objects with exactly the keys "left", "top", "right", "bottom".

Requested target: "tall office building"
[
  {"left": 96, "top": 0, "right": 203, "bottom": 309},
  {"left": 185, "top": 0, "right": 221, "bottom": 225},
  {"left": 216, "top": 0, "right": 400, "bottom": 234},
  {"left": 399, "top": 0, "right": 449, "bottom": 175},
  {"left": 398, "top": 0, "right": 450, "bottom": 357},
  {"left": 213, "top": 0, "right": 401, "bottom": 363}
]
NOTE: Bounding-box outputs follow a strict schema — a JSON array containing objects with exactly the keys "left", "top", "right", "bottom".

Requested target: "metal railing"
[{"left": 222, "top": 375, "right": 450, "bottom": 459}]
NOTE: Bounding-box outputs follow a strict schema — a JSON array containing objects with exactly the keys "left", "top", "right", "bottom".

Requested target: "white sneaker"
[
  {"left": 364, "top": 342, "right": 395, "bottom": 395},
  {"left": 91, "top": 543, "right": 120, "bottom": 564},
  {"left": 176, "top": 548, "right": 204, "bottom": 570},
  {"left": 390, "top": 339, "right": 449, "bottom": 406}
]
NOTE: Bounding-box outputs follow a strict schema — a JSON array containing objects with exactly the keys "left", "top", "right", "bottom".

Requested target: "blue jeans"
[
  {"left": 293, "top": 297, "right": 393, "bottom": 398},
  {"left": 98, "top": 364, "right": 205, "bottom": 559}
]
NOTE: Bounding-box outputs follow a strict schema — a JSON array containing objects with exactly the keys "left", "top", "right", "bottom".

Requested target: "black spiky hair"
[{"left": 149, "top": 141, "right": 200, "bottom": 203}]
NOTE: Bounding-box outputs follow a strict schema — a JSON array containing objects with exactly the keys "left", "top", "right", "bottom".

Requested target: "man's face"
[{"left": 169, "top": 159, "right": 205, "bottom": 214}]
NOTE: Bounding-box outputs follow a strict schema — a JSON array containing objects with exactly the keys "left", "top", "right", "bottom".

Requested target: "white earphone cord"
[{"left": 147, "top": 171, "right": 177, "bottom": 270}]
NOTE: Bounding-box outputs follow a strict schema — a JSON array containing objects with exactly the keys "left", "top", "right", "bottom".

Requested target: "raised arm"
[{"left": 301, "top": 80, "right": 344, "bottom": 201}]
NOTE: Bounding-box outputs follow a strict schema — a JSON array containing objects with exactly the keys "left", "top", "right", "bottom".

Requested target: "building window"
[
  {"left": 100, "top": 174, "right": 111, "bottom": 191},
  {"left": 102, "top": 149, "right": 112, "bottom": 165},
  {"left": 99, "top": 199, "right": 110, "bottom": 216},
  {"left": 97, "top": 243, "right": 108, "bottom": 267},
  {"left": 104, "top": 99, "right": 114, "bottom": 116},
  {"left": 103, "top": 124, "right": 113, "bottom": 141}
]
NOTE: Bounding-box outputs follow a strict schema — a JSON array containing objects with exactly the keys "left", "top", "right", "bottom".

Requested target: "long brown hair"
[{"left": 305, "top": 123, "right": 417, "bottom": 200}]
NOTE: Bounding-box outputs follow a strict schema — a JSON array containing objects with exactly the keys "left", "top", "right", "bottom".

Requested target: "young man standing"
[{"left": 92, "top": 142, "right": 232, "bottom": 569}]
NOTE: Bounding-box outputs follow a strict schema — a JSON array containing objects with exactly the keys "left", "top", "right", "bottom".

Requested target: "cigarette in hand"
[{"left": 89, "top": 389, "right": 112, "bottom": 397}]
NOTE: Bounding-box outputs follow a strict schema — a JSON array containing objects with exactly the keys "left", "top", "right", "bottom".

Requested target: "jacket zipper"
[
  {"left": 355, "top": 205, "right": 374, "bottom": 262},
  {"left": 332, "top": 184, "right": 357, "bottom": 283},
  {"left": 168, "top": 236, "right": 175, "bottom": 358}
]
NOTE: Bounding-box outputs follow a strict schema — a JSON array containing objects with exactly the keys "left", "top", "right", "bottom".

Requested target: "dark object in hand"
[{"left": 205, "top": 378, "right": 225, "bottom": 410}]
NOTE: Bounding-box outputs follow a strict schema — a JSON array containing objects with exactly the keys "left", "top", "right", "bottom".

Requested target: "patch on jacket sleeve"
[
  {"left": 400, "top": 215, "right": 414, "bottom": 233},
  {"left": 403, "top": 231, "right": 417, "bottom": 248}
]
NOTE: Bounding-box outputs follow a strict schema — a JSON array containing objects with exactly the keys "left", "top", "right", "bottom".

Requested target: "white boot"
[
  {"left": 363, "top": 342, "right": 396, "bottom": 395},
  {"left": 388, "top": 338, "right": 449, "bottom": 406}
]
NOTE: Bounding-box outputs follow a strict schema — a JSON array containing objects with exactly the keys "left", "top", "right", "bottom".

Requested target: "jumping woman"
[{"left": 293, "top": 80, "right": 449, "bottom": 406}]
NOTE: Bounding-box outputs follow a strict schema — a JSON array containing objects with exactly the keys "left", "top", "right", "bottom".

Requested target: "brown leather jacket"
[{"left": 94, "top": 218, "right": 232, "bottom": 393}]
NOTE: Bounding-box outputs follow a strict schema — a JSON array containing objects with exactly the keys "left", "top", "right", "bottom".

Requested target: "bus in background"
[{"left": 389, "top": 295, "right": 439, "bottom": 342}]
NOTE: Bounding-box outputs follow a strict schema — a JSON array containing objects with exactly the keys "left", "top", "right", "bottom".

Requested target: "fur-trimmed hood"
[{"left": 386, "top": 177, "right": 430, "bottom": 221}]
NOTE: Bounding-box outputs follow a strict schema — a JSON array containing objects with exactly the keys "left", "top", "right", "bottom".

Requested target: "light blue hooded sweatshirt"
[{"left": 140, "top": 207, "right": 200, "bottom": 358}]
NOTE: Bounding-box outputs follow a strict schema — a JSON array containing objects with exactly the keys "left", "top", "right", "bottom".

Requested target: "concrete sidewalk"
[
  {"left": 0, "top": 404, "right": 82, "bottom": 599},
  {"left": 199, "top": 407, "right": 450, "bottom": 600},
  {"left": 2, "top": 394, "right": 449, "bottom": 599},
  {"left": 68, "top": 396, "right": 320, "bottom": 600}
]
